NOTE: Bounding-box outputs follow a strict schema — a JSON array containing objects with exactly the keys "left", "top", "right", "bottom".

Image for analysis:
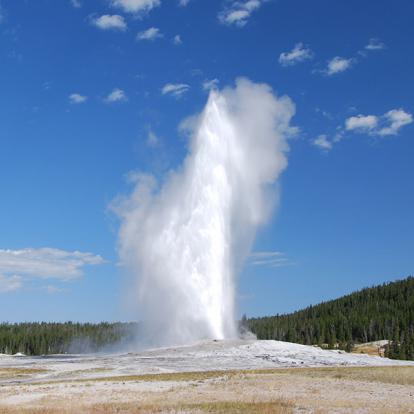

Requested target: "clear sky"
[{"left": 0, "top": 0, "right": 413, "bottom": 322}]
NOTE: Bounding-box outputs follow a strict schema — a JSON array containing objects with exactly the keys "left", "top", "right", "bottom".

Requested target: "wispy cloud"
[
  {"left": 136, "top": 27, "right": 163, "bottom": 41},
  {"left": 248, "top": 251, "right": 292, "bottom": 268},
  {"left": 104, "top": 88, "right": 127, "bottom": 103},
  {"left": 69, "top": 93, "right": 87, "bottom": 104},
  {"left": 70, "top": 0, "right": 82, "bottom": 8},
  {"left": 0, "top": 248, "right": 105, "bottom": 293},
  {"left": 0, "top": 274, "right": 22, "bottom": 293},
  {"left": 202, "top": 78, "right": 219, "bottom": 91},
  {"left": 279, "top": 43, "right": 313, "bottom": 66},
  {"left": 173, "top": 34, "right": 182, "bottom": 45},
  {"left": 365, "top": 38, "right": 386, "bottom": 51},
  {"left": 91, "top": 14, "right": 127, "bottom": 31},
  {"left": 324, "top": 56, "right": 354, "bottom": 75},
  {"left": 218, "top": 0, "right": 263, "bottom": 27},
  {"left": 162, "top": 83, "right": 190, "bottom": 98},
  {"left": 147, "top": 129, "right": 160, "bottom": 147},
  {"left": 111, "top": 0, "right": 160, "bottom": 14},
  {"left": 312, "top": 134, "right": 333, "bottom": 151},
  {"left": 178, "top": 0, "right": 190, "bottom": 6},
  {"left": 345, "top": 109, "right": 412, "bottom": 136}
]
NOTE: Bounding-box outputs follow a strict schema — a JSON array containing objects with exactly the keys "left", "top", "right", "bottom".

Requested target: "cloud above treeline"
[{"left": 0, "top": 248, "right": 106, "bottom": 293}]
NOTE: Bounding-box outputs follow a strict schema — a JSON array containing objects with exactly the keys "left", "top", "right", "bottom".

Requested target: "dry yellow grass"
[
  {"left": 0, "top": 368, "right": 47, "bottom": 379},
  {"left": 31, "top": 365, "right": 414, "bottom": 387},
  {"left": 1, "top": 366, "right": 413, "bottom": 413},
  {"left": 270, "top": 366, "right": 414, "bottom": 386},
  {"left": 0, "top": 400, "right": 293, "bottom": 414},
  {"left": 352, "top": 343, "right": 385, "bottom": 357}
]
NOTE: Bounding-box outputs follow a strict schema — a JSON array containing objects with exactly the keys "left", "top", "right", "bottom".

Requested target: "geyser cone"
[{"left": 114, "top": 78, "right": 295, "bottom": 346}]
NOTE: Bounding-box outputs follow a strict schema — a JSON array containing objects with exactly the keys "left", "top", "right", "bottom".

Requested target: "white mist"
[{"left": 114, "top": 78, "right": 295, "bottom": 346}]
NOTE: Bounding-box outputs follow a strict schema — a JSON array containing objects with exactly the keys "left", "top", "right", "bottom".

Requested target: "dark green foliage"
[
  {"left": 0, "top": 322, "right": 138, "bottom": 355},
  {"left": 1, "top": 277, "right": 413, "bottom": 360},
  {"left": 247, "top": 276, "right": 414, "bottom": 361}
]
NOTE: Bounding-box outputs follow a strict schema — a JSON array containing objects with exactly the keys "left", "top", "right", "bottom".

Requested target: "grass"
[
  {"left": 268, "top": 366, "right": 414, "bottom": 386},
  {"left": 0, "top": 400, "right": 294, "bottom": 414},
  {"left": 1, "top": 366, "right": 413, "bottom": 413},
  {"left": 0, "top": 368, "right": 47, "bottom": 379},
  {"left": 16, "top": 365, "right": 414, "bottom": 387},
  {"left": 28, "top": 370, "right": 239, "bottom": 386}
]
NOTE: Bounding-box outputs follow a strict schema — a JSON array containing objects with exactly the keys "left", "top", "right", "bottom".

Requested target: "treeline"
[
  {"left": 246, "top": 276, "right": 414, "bottom": 360},
  {"left": 0, "top": 322, "right": 138, "bottom": 355}
]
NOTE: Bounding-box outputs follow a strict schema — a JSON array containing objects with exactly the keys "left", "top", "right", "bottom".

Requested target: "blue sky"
[{"left": 0, "top": 0, "right": 413, "bottom": 322}]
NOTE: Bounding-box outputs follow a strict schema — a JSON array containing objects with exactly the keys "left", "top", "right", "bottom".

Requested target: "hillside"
[
  {"left": 1, "top": 277, "right": 413, "bottom": 360},
  {"left": 246, "top": 276, "right": 414, "bottom": 360}
]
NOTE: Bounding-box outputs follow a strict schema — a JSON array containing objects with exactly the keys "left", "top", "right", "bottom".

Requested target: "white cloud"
[
  {"left": 137, "top": 27, "right": 163, "bottom": 41},
  {"left": 249, "top": 251, "right": 292, "bottom": 267},
  {"left": 178, "top": 0, "right": 190, "bottom": 6},
  {"left": 104, "top": 88, "right": 127, "bottom": 103},
  {"left": 325, "top": 56, "right": 354, "bottom": 75},
  {"left": 202, "top": 78, "right": 219, "bottom": 91},
  {"left": 365, "top": 38, "right": 385, "bottom": 51},
  {"left": 91, "top": 14, "right": 127, "bottom": 31},
  {"left": 161, "top": 83, "right": 190, "bottom": 98},
  {"left": 312, "top": 134, "right": 333, "bottom": 151},
  {"left": 0, "top": 274, "right": 22, "bottom": 293},
  {"left": 111, "top": 0, "right": 160, "bottom": 14},
  {"left": 218, "top": 0, "right": 263, "bottom": 27},
  {"left": 378, "top": 109, "right": 413, "bottom": 136},
  {"left": 173, "top": 34, "right": 182, "bottom": 45},
  {"left": 279, "top": 43, "right": 313, "bottom": 66},
  {"left": 0, "top": 248, "right": 105, "bottom": 292},
  {"left": 345, "top": 109, "right": 412, "bottom": 136},
  {"left": 69, "top": 93, "right": 87, "bottom": 104},
  {"left": 71, "top": 0, "right": 81, "bottom": 8},
  {"left": 345, "top": 115, "right": 378, "bottom": 132}
]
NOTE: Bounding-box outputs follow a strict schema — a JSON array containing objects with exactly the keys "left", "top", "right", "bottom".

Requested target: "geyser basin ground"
[
  {"left": 1, "top": 339, "right": 412, "bottom": 381},
  {"left": 1, "top": 340, "right": 413, "bottom": 413}
]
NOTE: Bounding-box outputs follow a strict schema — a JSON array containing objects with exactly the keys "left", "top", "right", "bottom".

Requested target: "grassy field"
[{"left": 1, "top": 366, "right": 413, "bottom": 413}]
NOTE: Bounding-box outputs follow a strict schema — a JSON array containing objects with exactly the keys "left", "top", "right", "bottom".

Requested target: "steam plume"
[{"left": 114, "top": 78, "right": 295, "bottom": 345}]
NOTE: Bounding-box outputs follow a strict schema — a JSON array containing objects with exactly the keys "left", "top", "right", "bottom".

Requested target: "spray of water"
[{"left": 113, "top": 78, "right": 295, "bottom": 346}]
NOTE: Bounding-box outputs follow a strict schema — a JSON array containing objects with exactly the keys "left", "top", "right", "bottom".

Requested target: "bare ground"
[{"left": 1, "top": 366, "right": 413, "bottom": 413}]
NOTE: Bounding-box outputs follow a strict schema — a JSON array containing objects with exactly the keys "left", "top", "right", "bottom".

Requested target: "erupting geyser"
[{"left": 114, "top": 78, "right": 295, "bottom": 346}]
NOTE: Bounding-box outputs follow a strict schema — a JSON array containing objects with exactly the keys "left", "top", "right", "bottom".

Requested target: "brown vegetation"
[{"left": 1, "top": 366, "right": 413, "bottom": 413}]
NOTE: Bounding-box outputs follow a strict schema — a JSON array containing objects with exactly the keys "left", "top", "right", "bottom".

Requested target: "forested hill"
[
  {"left": 0, "top": 322, "right": 137, "bottom": 355},
  {"left": 246, "top": 276, "right": 414, "bottom": 360},
  {"left": 1, "top": 277, "right": 413, "bottom": 360}
]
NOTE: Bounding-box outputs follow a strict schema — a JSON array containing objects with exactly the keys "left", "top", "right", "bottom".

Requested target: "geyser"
[{"left": 114, "top": 78, "right": 295, "bottom": 345}]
